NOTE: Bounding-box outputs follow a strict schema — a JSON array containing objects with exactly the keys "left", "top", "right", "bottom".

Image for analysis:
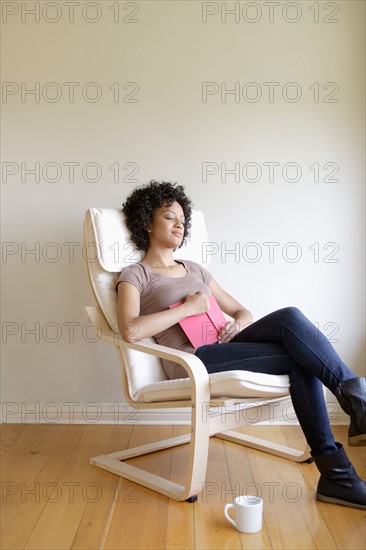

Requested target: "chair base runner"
[
  {"left": 215, "top": 430, "right": 311, "bottom": 462},
  {"left": 90, "top": 430, "right": 311, "bottom": 501}
]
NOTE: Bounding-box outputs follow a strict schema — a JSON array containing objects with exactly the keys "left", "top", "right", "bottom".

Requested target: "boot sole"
[
  {"left": 349, "top": 433, "right": 366, "bottom": 446},
  {"left": 316, "top": 492, "right": 366, "bottom": 510}
]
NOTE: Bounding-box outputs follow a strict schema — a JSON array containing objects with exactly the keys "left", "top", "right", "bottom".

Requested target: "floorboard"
[{"left": 1, "top": 424, "right": 365, "bottom": 550}]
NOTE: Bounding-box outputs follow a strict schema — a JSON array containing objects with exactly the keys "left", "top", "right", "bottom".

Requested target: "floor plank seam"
[{"left": 98, "top": 476, "right": 120, "bottom": 550}]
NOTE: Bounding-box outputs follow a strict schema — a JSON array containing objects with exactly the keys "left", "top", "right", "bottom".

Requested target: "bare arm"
[
  {"left": 209, "top": 278, "right": 253, "bottom": 343},
  {"left": 117, "top": 282, "right": 210, "bottom": 342}
]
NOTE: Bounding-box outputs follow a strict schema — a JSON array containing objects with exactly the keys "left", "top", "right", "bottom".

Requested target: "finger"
[
  {"left": 218, "top": 328, "right": 229, "bottom": 342},
  {"left": 219, "top": 325, "right": 238, "bottom": 343},
  {"left": 221, "top": 331, "right": 236, "bottom": 343}
]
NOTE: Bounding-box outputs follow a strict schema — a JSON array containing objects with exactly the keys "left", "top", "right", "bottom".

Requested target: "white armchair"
[{"left": 84, "top": 207, "right": 310, "bottom": 502}]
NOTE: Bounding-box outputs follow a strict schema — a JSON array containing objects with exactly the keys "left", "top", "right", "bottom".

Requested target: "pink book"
[{"left": 169, "top": 295, "right": 227, "bottom": 348}]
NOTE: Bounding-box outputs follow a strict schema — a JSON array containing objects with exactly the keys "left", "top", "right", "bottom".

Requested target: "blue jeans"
[{"left": 194, "top": 307, "right": 356, "bottom": 455}]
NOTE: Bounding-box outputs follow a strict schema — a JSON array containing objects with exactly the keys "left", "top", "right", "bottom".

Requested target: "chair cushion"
[
  {"left": 88, "top": 207, "right": 143, "bottom": 272},
  {"left": 135, "top": 371, "right": 290, "bottom": 403},
  {"left": 120, "top": 338, "right": 290, "bottom": 403},
  {"left": 120, "top": 338, "right": 169, "bottom": 398},
  {"left": 84, "top": 209, "right": 121, "bottom": 331}
]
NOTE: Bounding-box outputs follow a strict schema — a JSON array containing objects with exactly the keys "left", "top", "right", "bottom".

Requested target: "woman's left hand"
[{"left": 218, "top": 320, "right": 244, "bottom": 343}]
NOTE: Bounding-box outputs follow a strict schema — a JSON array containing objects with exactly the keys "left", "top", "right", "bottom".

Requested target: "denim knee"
[{"left": 277, "top": 306, "right": 304, "bottom": 324}]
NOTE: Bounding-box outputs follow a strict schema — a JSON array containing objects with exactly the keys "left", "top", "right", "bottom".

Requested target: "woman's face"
[{"left": 147, "top": 201, "right": 185, "bottom": 249}]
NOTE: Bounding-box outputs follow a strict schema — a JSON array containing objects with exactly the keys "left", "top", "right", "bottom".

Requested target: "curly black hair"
[{"left": 122, "top": 180, "right": 192, "bottom": 251}]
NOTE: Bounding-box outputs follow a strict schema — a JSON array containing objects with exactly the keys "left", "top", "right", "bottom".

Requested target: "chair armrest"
[{"left": 85, "top": 306, "right": 210, "bottom": 393}]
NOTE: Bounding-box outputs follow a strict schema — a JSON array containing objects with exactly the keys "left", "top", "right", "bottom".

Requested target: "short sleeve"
[
  {"left": 182, "top": 260, "right": 212, "bottom": 286},
  {"left": 115, "top": 264, "right": 147, "bottom": 293},
  {"left": 196, "top": 263, "right": 212, "bottom": 286}
]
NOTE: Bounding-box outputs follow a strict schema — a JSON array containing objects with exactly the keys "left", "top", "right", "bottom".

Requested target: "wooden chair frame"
[{"left": 86, "top": 306, "right": 311, "bottom": 502}]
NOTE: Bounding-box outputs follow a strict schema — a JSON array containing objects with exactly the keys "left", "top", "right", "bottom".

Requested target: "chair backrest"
[{"left": 83, "top": 207, "right": 210, "bottom": 398}]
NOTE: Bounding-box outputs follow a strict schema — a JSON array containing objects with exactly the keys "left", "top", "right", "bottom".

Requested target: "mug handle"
[{"left": 224, "top": 503, "right": 236, "bottom": 528}]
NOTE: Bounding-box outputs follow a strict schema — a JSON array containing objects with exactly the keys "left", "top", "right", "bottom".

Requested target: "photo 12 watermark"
[
  {"left": 1, "top": 1, "right": 140, "bottom": 24},
  {"left": 202, "top": 479, "right": 308, "bottom": 504},
  {"left": 1, "top": 82, "right": 140, "bottom": 103},
  {"left": 1, "top": 239, "right": 140, "bottom": 265},
  {"left": 1, "top": 400, "right": 141, "bottom": 424},
  {"left": 1, "top": 318, "right": 141, "bottom": 345},
  {"left": 201, "top": 161, "right": 340, "bottom": 184},
  {"left": 1, "top": 161, "right": 140, "bottom": 183},
  {"left": 201, "top": 397, "right": 340, "bottom": 426},
  {"left": 201, "top": 240, "right": 340, "bottom": 264},
  {"left": 202, "top": 81, "right": 339, "bottom": 103},
  {"left": 201, "top": 2, "right": 340, "bottom": 24},
  {"left": 1, "top": 479, "right": 140, "bottom": 504}
]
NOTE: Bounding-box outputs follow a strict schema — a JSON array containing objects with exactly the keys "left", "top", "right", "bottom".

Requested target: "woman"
[{"left": 117, "top": 180, "right": 366, "bottom": 510}]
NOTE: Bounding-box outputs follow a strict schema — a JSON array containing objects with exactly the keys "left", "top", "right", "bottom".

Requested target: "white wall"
[{"left": 1, "top": 1, "right": 365, "bottom": 423}]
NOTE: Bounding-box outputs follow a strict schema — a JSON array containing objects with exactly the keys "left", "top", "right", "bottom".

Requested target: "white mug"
[{"left": 224, "top": 495, "right": 263, "bottom": 534}]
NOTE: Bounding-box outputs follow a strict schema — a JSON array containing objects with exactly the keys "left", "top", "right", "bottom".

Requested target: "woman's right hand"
[{"left": 183, "top": 291, "right": 210, "bottom": 316}]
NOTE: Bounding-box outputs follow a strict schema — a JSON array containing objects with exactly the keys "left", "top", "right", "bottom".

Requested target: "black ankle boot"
[
  {"left": 335, "top": 377, "right": 366, "bottom": 446},
  {"left": 311, "top": 442, "right": 366, "bottom": 510}
]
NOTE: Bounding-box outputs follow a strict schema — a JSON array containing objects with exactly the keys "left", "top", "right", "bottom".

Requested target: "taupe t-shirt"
[{"left": 116, "top": 260, "right": 213, "bottom": 379}]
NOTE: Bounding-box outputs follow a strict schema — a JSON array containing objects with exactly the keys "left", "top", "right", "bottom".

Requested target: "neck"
[{"left": 142, "top": 246, "right": 176, "bottom": 268}]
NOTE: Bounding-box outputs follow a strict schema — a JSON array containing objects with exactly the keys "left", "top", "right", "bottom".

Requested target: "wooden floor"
[{"left": 1, "top": 423, "right": 365, "bottom": 550}]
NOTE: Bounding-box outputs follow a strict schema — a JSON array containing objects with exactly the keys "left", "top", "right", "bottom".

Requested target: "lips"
[{"left": 172, "top": 231, "right": 183, "bottom": 238}]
